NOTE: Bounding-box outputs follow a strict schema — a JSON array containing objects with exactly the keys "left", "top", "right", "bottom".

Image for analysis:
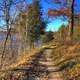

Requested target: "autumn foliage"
[
  {"left": 48, "top": 9, "right": 60, "bottom": 17},
  {"left": 48, "top": 7, "right": 71, "bottom": 17},
  {"left": 48, "top": 0, "right": 72, "bottom": 17}
]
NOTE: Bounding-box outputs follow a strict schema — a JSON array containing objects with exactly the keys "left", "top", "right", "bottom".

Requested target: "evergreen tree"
[{"left": 27, "top": 0, "right": 46, "bottom": 48}]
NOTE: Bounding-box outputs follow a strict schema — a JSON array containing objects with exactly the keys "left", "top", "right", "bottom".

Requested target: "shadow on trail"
[
  {"left": 26, "top": 49, "right": 50, "bottom": 80},
  {"left": 0, "top": 49, "right": 55, "bottom": 80}
]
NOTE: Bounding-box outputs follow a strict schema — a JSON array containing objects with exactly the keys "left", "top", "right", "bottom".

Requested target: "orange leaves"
[
  {"left": 48, "top": 9, "right": 61, "bottom": 17},
  {"left": 59, "top": 7, "right": 71, "bottom": 16},
  {"left": 48, "top": 7, "right": 71, "bottom": 17},
  {"left": 48, "top": 0, "right": 73, "bottom": 17}
]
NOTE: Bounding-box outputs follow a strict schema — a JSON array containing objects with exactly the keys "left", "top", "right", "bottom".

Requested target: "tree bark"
[{"left": 70, "top": 0, "right": 74, "bottom": 39}]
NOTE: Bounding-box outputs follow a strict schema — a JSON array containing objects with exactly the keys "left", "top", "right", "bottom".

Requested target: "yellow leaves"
[
  {"left": 2, "top": 48, "right": 39, "bottom": 72},
  {"left": 68, "top": 64, "right": 80, "bottom": 79},
  {"left": 42, "top": 43, "right": 57, "bottom": 49},
  {"left": 11, "top": 48, "right": 38, "bottom": 67},
  {"left": 51, "top": 42, "right": 80, "bottom": 79},
  {"left": 0, "top": 48, "right": 41, "bottom": 79}
]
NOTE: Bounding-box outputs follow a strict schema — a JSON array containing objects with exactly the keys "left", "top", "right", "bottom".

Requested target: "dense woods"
[{"left": 0, "top": 0, "right": 80, "bottom": 80}]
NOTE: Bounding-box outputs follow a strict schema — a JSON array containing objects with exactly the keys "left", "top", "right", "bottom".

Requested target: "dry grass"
[
  {"left": 0, "top": 48, "right": 40, "bottom": 78},
  {"left": 51, "top": 42, "right": 80, "bottom": 63},
  {"left": 51, "top": 42, "right": 80, "bottom": 80},
  {"left": 9, "top": 48, "right": 39, "bottom": 69}
]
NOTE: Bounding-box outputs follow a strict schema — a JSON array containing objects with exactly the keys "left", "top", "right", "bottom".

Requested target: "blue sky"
[
  {"left": 40, "top": 0, "right": 68, "bottom": 31},
  {"left": 0, "top": 0, "right": 80, "bottom": 31},
  {"left": 40, "top": 0, "right": 80, "bottom": 31},
  {"left": 46, "top": 19, "right": 68, "bottom": 31}
]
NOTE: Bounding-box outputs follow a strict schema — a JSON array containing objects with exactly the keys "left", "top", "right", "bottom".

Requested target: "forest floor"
[
  {"left": 25, "top": 49, "right": 64, "bottom": 80},
  {"left": 0, "top": 47, "right": 64, "bottom": 80},
  {"left": 0, "top": 41, "right": 80, "bottom": 80}
]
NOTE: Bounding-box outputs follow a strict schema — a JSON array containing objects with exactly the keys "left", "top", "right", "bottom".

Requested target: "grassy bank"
[{"left": 51, "top": 41, "right": 80, "bottom": 80}]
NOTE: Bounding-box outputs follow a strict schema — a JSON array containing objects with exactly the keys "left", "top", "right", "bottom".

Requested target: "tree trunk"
[{"left": 69, "top": 0, "right": 74, "bottom": 40}]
